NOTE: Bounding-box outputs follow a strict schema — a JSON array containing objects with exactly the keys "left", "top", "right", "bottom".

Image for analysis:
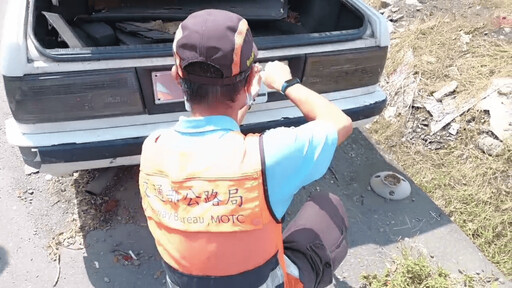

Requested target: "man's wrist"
[{"left": 281, "top": 78, "right": 301, "bottom": 94}]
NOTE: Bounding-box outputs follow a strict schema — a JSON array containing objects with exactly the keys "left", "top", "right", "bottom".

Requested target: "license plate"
[
  {"left": 152, "top": 71, "right": 185, "bottom": 104},
  {"left": 151, "top": 62, "right": 287, "bottom": 105}
]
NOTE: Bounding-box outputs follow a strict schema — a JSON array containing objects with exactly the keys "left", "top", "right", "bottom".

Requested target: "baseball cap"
[{"left": 173, "top": 9, "right": 258, "bottom": 85}]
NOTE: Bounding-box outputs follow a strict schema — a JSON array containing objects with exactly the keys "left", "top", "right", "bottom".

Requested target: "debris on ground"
[
  {"left": 382, "top": 49, "right": 418, "bottom": 120},
  {"left": 424, "top": 78, "right": 501, "bottom": 135},
  {"left": 476, "top": 78, "right": 512, "bottom": 141},
  {"left": 154, "top": 270, "right": 164, "bottom": 279},
  {"left": 85, "top": 167, "right": 118, "bottom": 196},
  {"left": 24, "top": 165, "right": 39, "bottom": 175},
  {"left": 493, "top": 16, "right": 512, "bottom": 29},
  {"left": 380, "top": 0, "right": 395, "bottom": 9},
  {"left": 477, "top": 135, "right": 505, "bottom": 156},
  {"left": 459, "top": 32, "right": 472, "bottom": 51},
  {"left": 103, "top": 198, "right": 119, "bottom": 213},
  {"left": 46, "top": 169, "right": 124, "bottom": 261},
  {"left": 448, "top": 123, "right": 460, "bottom": 136},
  {"left": 405, "top": 0, "right": 422, "bottom": 7},
  {"left": 113, "top": 249, "right": 142, "bottom": 266},
  {"left": 370, "top": 172, "right": 411, "bottom": 201},
  {"left": 433, "top": 81, "right": 458, "bottom": 101},
  {"left": 52, "top": 253, "right": 61, "bottom": 287}
]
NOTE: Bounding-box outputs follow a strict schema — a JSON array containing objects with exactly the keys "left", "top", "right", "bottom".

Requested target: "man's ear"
[
  {"left": 245, "top": 64, "right": 262, "bottom": 96},
  {"left": 171, "top": 66, "right": 182, "bottom": 87}
]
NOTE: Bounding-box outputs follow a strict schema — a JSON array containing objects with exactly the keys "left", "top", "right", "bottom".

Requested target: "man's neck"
[{"left": 190, "top": 103, "right": 238, "bottom": 121}]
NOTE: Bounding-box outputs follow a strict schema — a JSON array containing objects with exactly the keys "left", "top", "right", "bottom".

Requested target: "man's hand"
[
  {"left": 247, "top": 64, "right": 263, "bottom": 100},
  {"left": 262, "top": 61, "right": 292, "bottom": 92},
  {"left": 237, "top": 64, "right": 262, "bottom": 125}
]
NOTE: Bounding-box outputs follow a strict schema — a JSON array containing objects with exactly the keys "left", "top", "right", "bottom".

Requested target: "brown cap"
[{"left": 173, "top": 9, "right": 258, "bottom": 85}]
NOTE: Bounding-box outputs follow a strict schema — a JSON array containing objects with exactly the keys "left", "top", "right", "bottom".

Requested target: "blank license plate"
[{"left": 151, "top": 62, "right": 286, "bottom": 105}]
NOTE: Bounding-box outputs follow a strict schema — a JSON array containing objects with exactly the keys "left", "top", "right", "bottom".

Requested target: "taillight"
[
  {"left": 301, "top": 47, "right": 387, "bottom": 94},
  {"left": 3, "top": 68, "right": 144, "bottom": 124}
]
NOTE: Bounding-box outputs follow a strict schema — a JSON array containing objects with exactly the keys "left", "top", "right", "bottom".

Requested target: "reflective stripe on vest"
[
  {"left": 139, "top": 130, "right": 303, "bottom": 287},
  {"left": 163, "top": 253, "right": 284, "bottom": 288}
]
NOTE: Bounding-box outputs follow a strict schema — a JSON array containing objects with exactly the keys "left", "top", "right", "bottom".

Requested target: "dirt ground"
[{"left": 364, "top": 0, "right": 512, "bottom": 279}]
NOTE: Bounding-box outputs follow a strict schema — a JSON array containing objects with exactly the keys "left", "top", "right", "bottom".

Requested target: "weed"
[
  {"left": 360, "top": 248, "right": 452, "bottom": 288},
  {"left": 360, "top": 246, "right": 502, "bottom": 288}
]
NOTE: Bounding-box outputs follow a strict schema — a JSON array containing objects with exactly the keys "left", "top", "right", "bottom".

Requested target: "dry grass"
[
  {"left": 385, "top": 17, "right": 512, "bottom": 103},
  {"left": 366, "top": 1, "right": 512, "bottom": 278}
]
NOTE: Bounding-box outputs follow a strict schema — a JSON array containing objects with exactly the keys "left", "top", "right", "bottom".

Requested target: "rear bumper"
[{"left": 9, "top": 87, "right": 386, "bottom": 175}]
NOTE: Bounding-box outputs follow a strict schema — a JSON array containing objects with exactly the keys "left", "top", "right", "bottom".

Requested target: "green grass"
[
  {"left": 360, "top": 247, "right": 502, "bottom": 288},
  {"left": 361, "top": 248, "right": 452, "bottom": 288}
]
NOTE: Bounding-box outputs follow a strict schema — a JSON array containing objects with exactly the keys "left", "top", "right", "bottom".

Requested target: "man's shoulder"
[
  {"left": 263, "top": 120, "right": 337, "bottom": 142},
  {"left": 143, "top": 128, "right": 176, "bottom": 147}
]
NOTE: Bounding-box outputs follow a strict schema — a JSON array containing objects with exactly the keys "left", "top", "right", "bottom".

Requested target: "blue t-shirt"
[{"left": 169, "top": 115, "right": 338, "bottom": 220}]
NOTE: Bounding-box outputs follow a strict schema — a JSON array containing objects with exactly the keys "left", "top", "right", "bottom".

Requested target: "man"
[{"left": 139, "top": 9, "right": 353, "bottom": 288}]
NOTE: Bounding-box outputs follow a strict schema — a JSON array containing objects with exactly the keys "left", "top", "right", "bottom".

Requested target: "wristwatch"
[{"left": 281, "top": 78, "right": 301, "bottom": 94}]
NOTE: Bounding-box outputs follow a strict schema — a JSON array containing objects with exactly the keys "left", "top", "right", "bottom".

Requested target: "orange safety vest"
[{"left": 139, "top": 130, "right": 303, "bottom": 288}]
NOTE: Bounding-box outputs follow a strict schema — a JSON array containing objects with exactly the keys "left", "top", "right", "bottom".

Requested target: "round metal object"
[{"left": 370, "top": 171, "right": 411, "bottom": 200}]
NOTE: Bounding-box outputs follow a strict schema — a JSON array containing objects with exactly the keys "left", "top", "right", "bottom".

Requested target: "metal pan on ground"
[{"left": 370, "top": 171, "right": 411, "bottom": 200}]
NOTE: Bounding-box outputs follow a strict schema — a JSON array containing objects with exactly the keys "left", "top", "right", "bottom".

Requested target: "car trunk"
[{"left": 30, "top": 0, "right": 367, "bottom": 61}]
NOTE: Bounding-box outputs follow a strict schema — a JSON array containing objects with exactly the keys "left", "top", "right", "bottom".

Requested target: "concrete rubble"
[
  {"left": 405, "top": 0, "right": 423, "bottom": 6},
  {"left": 477, "top": 135, "right": 504, "bottom": 156},
  {"left": 476, "top": 78, "right": 512, "bottom": 141},
  {"left": 433, "top": 81, "right": 458, "bottom": 100},
  {"left": 383, "top": 49, "right": 418, "bottom": 120},
  {"left": 423, "top": 79, "right": 510, "bottom": 135}
]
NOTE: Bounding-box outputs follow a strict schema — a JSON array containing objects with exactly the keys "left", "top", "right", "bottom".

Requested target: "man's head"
[{"left": 172, "top": 9, "right": 258, "bottom": 108}]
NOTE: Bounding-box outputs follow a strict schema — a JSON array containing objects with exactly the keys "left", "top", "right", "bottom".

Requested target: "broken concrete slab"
[
  {"left": 460, "top": 32, "right": 472, "bottom": 51},
  {"left": 448, "top": 123, "right": 461, "bottom": 135},
  {"left": 405, "top": 0, "right": 423, "bottom": 6},
  {"left": 477, "top": 78, "right": 512, "bottom": 141},
  {"left": 383, "top": 49, "right": 418, "bottom": 120},
  {"left": 478, "top": 135, "right": 504, "bottom": 156},
  {"left": 85, "top": 168, "right": 118, "bottom": 196},
  {"left": 433, "top": 81, "right": 458, "bottom": 100},
  {"left": 379, "top": 0, "right": 396, "bottom": 9},
  {"left": 425, "top": 79, "right": 504, "bottom": 135}
]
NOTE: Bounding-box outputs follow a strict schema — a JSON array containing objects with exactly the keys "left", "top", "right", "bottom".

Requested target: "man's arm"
[{"left": 262, "top": 61, "right": 353, "bottom": 145}]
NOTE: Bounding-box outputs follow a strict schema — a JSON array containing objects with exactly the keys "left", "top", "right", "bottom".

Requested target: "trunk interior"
[{"left": 32, "top": 0, "right": 366, "bottom": 59}]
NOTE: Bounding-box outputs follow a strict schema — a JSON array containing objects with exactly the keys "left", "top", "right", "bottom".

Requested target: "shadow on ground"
[
  {"left": 66, "top": 129, "right": 457, "bottom": 287},
  {"left": 283, "top": 128, "right": 451, "bottom": 246},
  {"left": 0, "top": 246, "right": 8, "bottom": 276}
]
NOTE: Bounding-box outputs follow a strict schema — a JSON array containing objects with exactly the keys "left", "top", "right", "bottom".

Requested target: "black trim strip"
[
  {"left": 162, "top": 253, "right": 280, "bottom": 288},
  {"left": 259, "top": 134, "right": 281, "bottom": 224}
]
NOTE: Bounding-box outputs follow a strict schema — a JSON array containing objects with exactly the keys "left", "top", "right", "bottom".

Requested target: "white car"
[{"left": 2, "top": 0, "right": 389, "bottom": 175}]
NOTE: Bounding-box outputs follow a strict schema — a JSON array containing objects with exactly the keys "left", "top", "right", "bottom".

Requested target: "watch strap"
[{"left": 281, "top": 78, "right": 301, "bottom": 94}]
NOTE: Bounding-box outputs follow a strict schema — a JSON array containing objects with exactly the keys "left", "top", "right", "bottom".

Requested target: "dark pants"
[{"left": 283, "top": 192, "right": 349, "bottom": 288}]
